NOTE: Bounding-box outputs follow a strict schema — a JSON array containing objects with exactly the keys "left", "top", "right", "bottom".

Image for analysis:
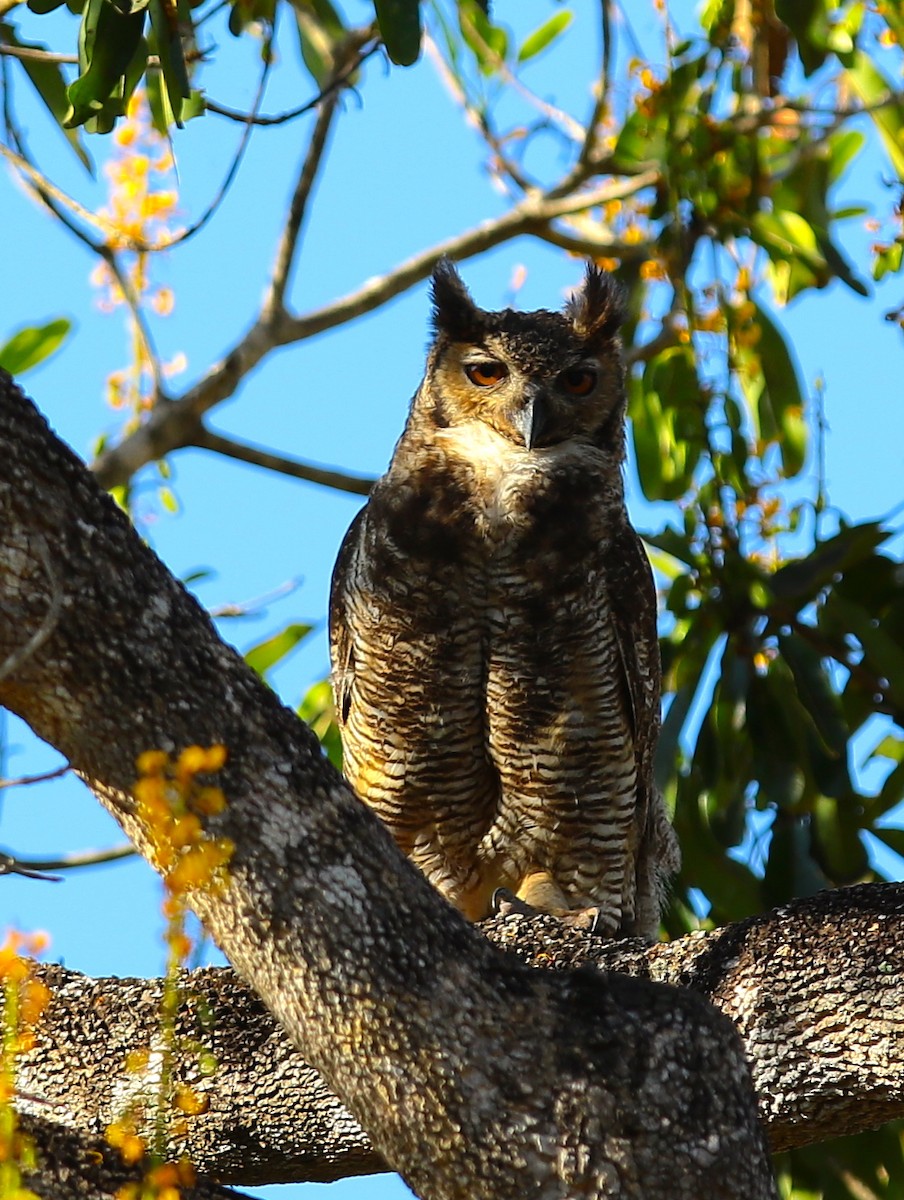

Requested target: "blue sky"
[{"left": 1, "top": 3, "right": 903, "bottom": 1197}]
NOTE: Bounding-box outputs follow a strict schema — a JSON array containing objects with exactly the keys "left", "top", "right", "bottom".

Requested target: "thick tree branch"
[
  {"left": 15, "top": 883, "right": 904, "bottom": 1188},
  {"left": 91, "top": 168, "right": 660, "bottom": 491},
  {"left": 0, "top": 373, "right": 773, "bottom": 1199}
]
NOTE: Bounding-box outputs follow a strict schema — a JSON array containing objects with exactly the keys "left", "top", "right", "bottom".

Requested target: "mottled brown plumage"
[{"left": 329, "top": 260, "right": 679, "bottom": 936}]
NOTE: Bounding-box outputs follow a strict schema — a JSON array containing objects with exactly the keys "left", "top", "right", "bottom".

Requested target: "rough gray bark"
[
  {"left": 0, "top": 372, "right": 776, "bottom": 1199},
  {"left": 17, "top": 883, "right": 904, "bottom": 1189}
]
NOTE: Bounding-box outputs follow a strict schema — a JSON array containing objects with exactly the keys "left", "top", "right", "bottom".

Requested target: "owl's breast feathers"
[{"left": 330, "top": 419, "right": 677, "bottom": 932}]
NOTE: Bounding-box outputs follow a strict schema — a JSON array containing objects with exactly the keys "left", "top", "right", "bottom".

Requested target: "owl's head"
[{"left": 423, "top": 259, "right": 626, "bottom": 454}]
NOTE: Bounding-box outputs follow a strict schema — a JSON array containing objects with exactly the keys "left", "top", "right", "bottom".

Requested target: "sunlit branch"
[
  {"left": 0, "top": 44, "right": 77, "bottom": 63},
  {"left": 535, "top": 222, "right": 657, "bottom": 262},
  {"left": 0, "top": 843, "right": 135, "bottom": 875},
  {"left": 0, "top": 141, "right": 125, "bottom": 240},
  {"left": 193, "top": 426, "right": 374, "bottom": 496}
]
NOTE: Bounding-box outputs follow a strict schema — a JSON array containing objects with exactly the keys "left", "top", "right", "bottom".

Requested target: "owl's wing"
[
  {"left": 606, "top": 521, "right": 680, "bottom": 929},
  {"left": 328, "top": 506, "right": 367, "bottom": 728}
]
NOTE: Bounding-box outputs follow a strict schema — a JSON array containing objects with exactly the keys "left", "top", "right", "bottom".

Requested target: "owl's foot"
[
  {"left": 560, "top": 906, "right": 604, "bottom": 934},
  {"left": 491, "top": 889, "right": 606, "bottom": 935},
  {"left": 491, "top": 887, "right": 538, "bottom": 919}
]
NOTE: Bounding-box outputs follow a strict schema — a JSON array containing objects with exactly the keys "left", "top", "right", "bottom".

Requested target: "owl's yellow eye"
[
  {"left": 560, "top": 367, "right": 597, "bottom": 397},
  {"left": 465, "top": 361, "right": 507, "bottom": 387}
]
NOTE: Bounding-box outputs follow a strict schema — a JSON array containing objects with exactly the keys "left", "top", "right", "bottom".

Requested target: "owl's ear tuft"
[
  {"left": 566, "top": 264, "right": 625, "bottom": 348},
  {"left": 431, "top": 258, "right": 484, "bottom": 342}
]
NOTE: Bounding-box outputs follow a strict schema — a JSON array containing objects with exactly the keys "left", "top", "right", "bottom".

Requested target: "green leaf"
[
  {"left": 244, "top": 623, "right": 313, "bottom": 678},
  {"left": 774, "top": 0, "right": 828, "bottom": 76},
  {"left": 751, "top": 210, "right": 826, "bottom": 273},
  {"left": 373, "top": 0, "right": 421, "bottom": 66},
  {"left": 517, "top": 11, "right": 572, "bottom": 63},
  {"left": 874, "top": 240, "right": 904, "bottom": 282},
  {"left": 0, "top": 318, "right": 72, "bottom": 375},
  {"left": 777, "top": 633, "right": 848, "bottom": 757},
  {"left": 770, "top": 521, "right": 887, "bottom": 604},
  {"left": 762, "top": 812, "right": 829, "bottom": 906},
  {"left": 292, "top": 0, "right": 345, "bottom": 85},
  {"left": 298, "top": 678, "right": 342, "bottom": 768},
  {"left": 147, "top": 0, "right": 191, "bottom": 128},
  {"left": 844, "top": 51, "right": 904, "bottom": 180},
  {"left": 0, "top": 24, "right": 92, "bottom": 169},
  {"left": 610, "top": 104, "right": 668, "bottom": 171},
  {"left": 811, "top": 793, "right": 868, "bottom": 882},
  {"left": 65, "top": 0, "right": 148, "bottom": 130},
  {"left": 459, "top": 0, "right": 507, "bottom": 75},
  {"left": 827, "top": 127, "right": 865, "bottom": 184},
  {"left": 751, "top": 301, "right": 807, "bottom": 477},
  {"left": 630, "top": 347, "right": 704, "bottom": 501}
]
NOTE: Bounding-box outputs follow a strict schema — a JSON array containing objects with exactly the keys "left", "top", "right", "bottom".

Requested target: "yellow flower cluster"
[
  {"left": 134, "top": 746, "right": 232, "bottom": 896},
  {"left": 102, "top": 747, "right": 230, "bottom": 1196},
  {"left": 90, "top": 90, "right": 185, "bottom": 418},
  {"left": 1, "top": 930, "right": 51, "bottom": 1200}
]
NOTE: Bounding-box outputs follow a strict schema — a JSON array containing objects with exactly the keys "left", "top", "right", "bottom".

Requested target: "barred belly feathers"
[{"left": 329, "top": 260, "right": 679, "bottom": 937}]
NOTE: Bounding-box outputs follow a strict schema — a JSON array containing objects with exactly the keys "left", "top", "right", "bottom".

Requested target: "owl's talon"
[
  {"left": 559, "top": 906, "right": 605, "bottom": 935},
  {"left": 491, "top": 887, "right": 538, "bottom": 919}
]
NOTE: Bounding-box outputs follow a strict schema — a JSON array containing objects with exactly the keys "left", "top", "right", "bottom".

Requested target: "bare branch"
[
  {"left": 264, "top": 91, "right": 342, "bottom": 321},
  {"left": 0, "top": 142, "right": 122, "bottom": 241},
  {"left": 15, "top": 885, "right": 904, "bottom": 1188},
  {"left": 193, "top": 426, "right": 374, "bottom": 495},
  {"left": 1, "top": 843, "right": 134, "bottom": 872},
  {"left": 0, "top": 764, "right": 70, "bottom": 790},
  {"left": 91, "top": 168, "right": 661, "bottom": 490},
  {"left": 0, "top": 44, "right": 78, "bottom": 63},
  {"left": 204, "top": 39, "right": 379, "bottom": 127}
]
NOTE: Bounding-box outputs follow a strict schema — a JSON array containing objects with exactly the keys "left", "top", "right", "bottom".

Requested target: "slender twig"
[
  {"left": 265, "top": 89, "right": 342, "bottom": 320},
  {"left": 205, "top": 39, "right": 379, "bottom": 127},
  {"left": 194, "top": 427, "right": 375, "bottom": 495},
  {"left": 98, "top": 245, "right": 166, "bottom": 399},
  {"left": 572, "top": 0, "right": 615, "bottom": 181},
  {"left": 208, "top": 577, "right": 302, "bottom": 619},
  {"left": 0, "top": 765, "right": 70, "bottom": 790},
  {"left": 0, "top": 45, "right": 78, "bottom": 64},
  {"left": 154, "top": 33, "right": 273, "bottom": 251},
  {"left": 0, "top": 43, "right": 270, "bottom": 255},
  {"left": 0, "top": 853, "right": 61, "bottom": 881},
  {"left": 0, "top": 142, "right": 124, "bottom": 240},
  {"left": 454, "top": 4, "right": 583, "bottom": 141},
  {"left": 4, "top": 124, "right": 164, "bottom": 395},
  {"left": 0, "top": 843, "right": 135, "bottom": 874},
  {"left": 423, "top": 32, "right": 534, "bottom": 195}
]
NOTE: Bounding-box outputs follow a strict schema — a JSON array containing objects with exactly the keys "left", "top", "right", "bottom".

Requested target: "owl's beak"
[{"left": 519, "top": 387, "right": 550, "bottom": 450}]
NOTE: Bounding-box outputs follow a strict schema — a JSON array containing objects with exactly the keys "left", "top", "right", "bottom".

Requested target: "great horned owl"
[{"left": 329, "top": 260, "right": 679, "bottom": 937}]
